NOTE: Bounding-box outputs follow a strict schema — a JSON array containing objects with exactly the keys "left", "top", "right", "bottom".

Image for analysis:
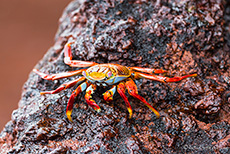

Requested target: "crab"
[{"left": 33, "top": 42, "right": 197, "bottom": 121}]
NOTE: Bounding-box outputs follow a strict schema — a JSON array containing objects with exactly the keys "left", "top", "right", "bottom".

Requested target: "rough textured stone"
[{"left": 0, "top": 0, "right": 229, "bottom": 153}]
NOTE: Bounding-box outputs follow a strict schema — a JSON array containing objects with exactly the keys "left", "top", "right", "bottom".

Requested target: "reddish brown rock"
[{"left": 0, "top": 0, "right": 229, "bottom": 153}]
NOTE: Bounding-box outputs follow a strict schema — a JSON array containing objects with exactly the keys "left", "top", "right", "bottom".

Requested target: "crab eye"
[
  {"left": 82, "top": 71, "right": 86, "bottom": 77},
  {"left": 107, "top": 71, "right": 112, "bottom": 78}
]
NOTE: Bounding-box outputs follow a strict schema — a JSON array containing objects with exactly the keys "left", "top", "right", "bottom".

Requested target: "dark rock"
[{"left": 0, "top": 0, "right": 229, "bottom": 153}]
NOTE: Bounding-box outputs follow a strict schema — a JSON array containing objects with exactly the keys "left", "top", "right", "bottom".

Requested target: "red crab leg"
[
  {"left": 64, "top": 42, "right": 98, "bottom": 67},
  {"left": 130, "top": 67, "right": 167, "bottom": 74},
  {"left": 85, "top": 84, "right": 101, "bottom": 112},
  {"left": 33, "top": 69, "right": 86, "bottom": 80},
  {"left": 134, "top": 72, "right": 197, "bottom": 83},
  {"left": 125, "top": 79, "right": 160, "bottom": 118},
  {"left": 117, "top": 82, "right": 133, "bottom": 119},
  {"left": 103, "top": 85, "right": 116, "bottom": 102},
  {"left": 66, "top": 81, "right": 90, "bottom": 122},
  {"left": 40, "top": 77, "right": 86, "bottom": 95}
]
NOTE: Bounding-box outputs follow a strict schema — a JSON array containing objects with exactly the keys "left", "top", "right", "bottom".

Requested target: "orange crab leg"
[
  {"left": 33, "top": 69, "right": 86, "bottom": 80},
  {"left": 103, "top": 85, "right": 116, "bottom": 102},
  {"left": 117, "top": 82, "right": 133, "bottom": 118},
  {"left": 85, "top": 84, "right": 101, "bottom": 112},
  {"left": 130, "top": 67, "right": 167, "bottom": 74},
  {"left": 66, "top": 81, "right": 90, "bottom": 122},
  {"left": 64, "top": 42, "right": 98, "bottom": 67},
  {"left": 40, "top": 77, "right": 86, "bottom": 95},
  {"left": 135, "top": 72, "right": 197, "bottom": 83},
  {"left": 125, "top": 79, "right": 160, "bottom": 118}
]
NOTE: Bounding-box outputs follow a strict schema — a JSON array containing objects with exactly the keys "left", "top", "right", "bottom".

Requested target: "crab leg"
[
  {"left": 85, "top": 84, "right": 101, "bottom": 112},
  {"left": 117, "top": 82, "right": 133, "bottom": 118},
  {"left": 134, "top": 72, "right": 197, "bottom": 83},
  {"left": 130, "top": 67, "right": 167, "bottom": 74},
  {"left": 64, "top": 42, "right": 98, "bottom": 67},
  {"left": 103, "top": 85, "right": 116, "bottom": 102},
  {"left": 66, "top": 81, "right": 90, "bottom": 122},
  {"left": 40, "top": 77, "right": 86, "bottom": 95},
  {"left": 125, "top": 79, "right": 160, "bottom": 118},
  {"left": 33, "top": 69, "right": 86, "bottom": 80}
]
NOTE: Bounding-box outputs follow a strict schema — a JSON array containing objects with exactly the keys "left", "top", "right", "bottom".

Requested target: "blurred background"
[{"left": 0, "top": 0, "right": 72, "bottom": 130}]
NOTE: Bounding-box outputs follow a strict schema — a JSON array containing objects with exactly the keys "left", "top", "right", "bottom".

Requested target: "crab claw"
[
  {"left": 103, "top": 92, "right": 113, "bottom": 102},
  {"left": 85, "top": 85, "right": 101, "bottom": 112},
  {"left": 103, "top": 86, "right": 116, "bottom": 102},
  {"left": 85, "top": 93, "right": 101, "bottom": 112}
]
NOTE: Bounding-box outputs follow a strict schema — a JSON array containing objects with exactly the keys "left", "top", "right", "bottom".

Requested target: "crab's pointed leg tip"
[
  {"left": 40, "top": 91, "right": 53, "bottom": 95},
  {"left": 68, "top": 118, "right": 73, "bottom": 122},
  {"left": 156, "top": 112, "right": 160, "bottom": 118},
  {"left": 66, "top": 110, "right": 73, "bottom": 122},
  {"left": 129, "top": 114, "right": 132, "bottom": 119},
  {"left": 128, "top": 108, "right": 133, "bottom": 119},
  {"left": 96, "top": 108, "right": 101, "bottom": 112},
  {"left": 40, "top": 92, "right": 46, "bottom": 95},
  {"left": 149, "top": 107, "right": 160, "bottom": 118},
  {"left": 192, "top": 74, "right": 198, "bottom": 77}
]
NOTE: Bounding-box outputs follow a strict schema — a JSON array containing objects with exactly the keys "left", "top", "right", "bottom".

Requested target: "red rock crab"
[{"left": 34, "top": 42, "right": 197, "bottom": 121}]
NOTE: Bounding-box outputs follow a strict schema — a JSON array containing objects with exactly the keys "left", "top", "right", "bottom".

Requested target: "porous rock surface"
[{"left": 0, "top": 0, "right": 230, "bottom": 153}]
